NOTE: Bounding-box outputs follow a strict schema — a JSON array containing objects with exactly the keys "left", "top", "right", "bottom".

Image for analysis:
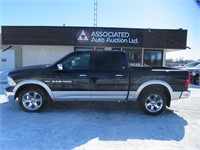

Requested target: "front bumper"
[{"left": 5, "top": 86, "right": 15, "bottom": 102}]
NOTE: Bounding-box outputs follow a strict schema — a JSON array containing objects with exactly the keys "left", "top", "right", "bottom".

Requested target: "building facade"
[{"left": 1, "top": 26, "right": 188, "bottom": 69}]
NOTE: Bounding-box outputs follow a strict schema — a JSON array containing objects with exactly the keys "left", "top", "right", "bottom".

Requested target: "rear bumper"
[
  {"left": 171, "top": 90, "right": 190, "bottom": 100},
  {"left": 5, "top": 86, "right": 15, "bottom": 102},
  {"left": 180, "top": 91, "right": 190, "bottom": 99}
]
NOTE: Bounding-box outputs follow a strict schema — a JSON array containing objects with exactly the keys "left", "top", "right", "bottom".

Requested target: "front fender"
[{"left": 13, "top": 80, "right": 53, "bottom": 99}]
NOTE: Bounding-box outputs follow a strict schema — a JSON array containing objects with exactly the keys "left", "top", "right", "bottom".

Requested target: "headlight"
[{"left": 7, "top": 77, "right": 16, "bottom": 86}]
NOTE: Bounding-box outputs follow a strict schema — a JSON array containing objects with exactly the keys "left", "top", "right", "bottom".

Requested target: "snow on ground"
[
  {"left": 0, "top": 85, "right": 200, "bottom": 150},
  {"left": 0, "top": 70, "right": 200, "bottom": 150}
]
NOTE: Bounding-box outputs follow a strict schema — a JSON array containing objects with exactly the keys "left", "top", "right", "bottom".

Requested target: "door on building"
[{"left": 0, "top": 49, "right": 15, "bottom": 71}]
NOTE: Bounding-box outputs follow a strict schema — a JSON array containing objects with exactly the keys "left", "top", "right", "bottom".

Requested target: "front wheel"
[
  {"left": 139, "top": 89, "right": 167, "bottom": 115},
  {"left": 18, "top": 87, "right": 49, "bottom": 112}
]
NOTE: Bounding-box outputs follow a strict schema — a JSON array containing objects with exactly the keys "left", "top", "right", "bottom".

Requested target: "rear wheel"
[
  {"left": 139, "top": 88, "right": 167, "bottom": 115},
  {"left": 18, "top": 86, "right": 49, "bottom": 112}
]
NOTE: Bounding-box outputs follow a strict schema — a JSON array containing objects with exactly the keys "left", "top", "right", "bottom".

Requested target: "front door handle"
[
  {"left": 115, "top": 74, "right": 123, "bottom": 77},
  {"left": 79, "top": 74, "right": 87, "bottom": 77}
]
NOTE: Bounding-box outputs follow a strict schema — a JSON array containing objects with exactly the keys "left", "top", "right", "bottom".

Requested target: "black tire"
[
  {"left": 194, "top": 75, "right": 200, "bottom": 85},
  {"left": 139, "top": 88, "right": 167, "bottom": 115},
  {"left": 18, "top": 86, "right": 49, "bottom": 112}
]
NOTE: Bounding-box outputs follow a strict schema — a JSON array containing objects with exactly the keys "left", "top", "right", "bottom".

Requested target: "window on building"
[
  {"left": 123, "top": 49, "right": 142, "bottom": 66},
  {"left": 112, "top": 48, "right": 121, "bottom": 51},
  {"left": 95, "top": 47, "right": 105, "bottom": 51},
  {"left": 75, "top": 47, "right": 94, "bottom": 51},
  {"left": 144, "top": 50, "right": 163, "bottom": 67},
  {"left": 75, "top": 47, "right": 105, "bottom": 51}
]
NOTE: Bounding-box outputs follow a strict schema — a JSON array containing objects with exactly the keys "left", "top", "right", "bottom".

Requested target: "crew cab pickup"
[{"left": 5, "top": 51, "right": 191, "bottom": 115}]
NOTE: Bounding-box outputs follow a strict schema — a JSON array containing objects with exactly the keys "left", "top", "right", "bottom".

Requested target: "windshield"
[
  {"left": 48, "top": 52, "right": 74, "bottom": 67},
  {"left": 185, "top": 61, "right": 200, "bottom": 67},
  {"left": 194, "top": 64, "right": 200, "bottom": 69}
]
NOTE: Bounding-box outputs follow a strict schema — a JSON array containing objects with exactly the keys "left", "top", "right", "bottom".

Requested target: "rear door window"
[{"left": 94, "top": 52, "right": 127, "bottom": 70}]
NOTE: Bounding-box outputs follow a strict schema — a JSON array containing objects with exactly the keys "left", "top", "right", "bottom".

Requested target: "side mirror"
[{"left": 57, "top": 64, "right": 63, "bottom": 71}]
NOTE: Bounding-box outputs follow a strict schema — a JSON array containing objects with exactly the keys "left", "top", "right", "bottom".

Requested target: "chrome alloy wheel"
[
  {"left": 22, "top": 91, "right": 43, "bottom": 111},
  {"left": 145, "top": 94, "right": 164, "bottom": 113}
]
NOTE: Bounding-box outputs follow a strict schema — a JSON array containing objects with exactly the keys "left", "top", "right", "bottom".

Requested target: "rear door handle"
[
  {"left": 79, "top": 74, "right": 87, "bottom": 77},
  {"left": 115, "top": 74, "right": 123, "bottom": 77}
]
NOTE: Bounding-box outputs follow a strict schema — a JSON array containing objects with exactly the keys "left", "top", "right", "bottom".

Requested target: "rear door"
[{"left": 91, "top": 51, "right": 129, "bottom": 101}]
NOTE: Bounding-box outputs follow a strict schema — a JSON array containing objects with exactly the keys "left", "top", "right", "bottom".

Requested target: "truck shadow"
[
  {"left": 50, "top": 101, "right": 187, "bottom": 149},
  {"left": 1, "top": 100, "right": 187, "bottom": 150}
]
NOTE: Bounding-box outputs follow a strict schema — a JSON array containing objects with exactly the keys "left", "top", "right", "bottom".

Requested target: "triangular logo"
[{"left": 78, "top": 30, "right": 89, "bottom": 41}]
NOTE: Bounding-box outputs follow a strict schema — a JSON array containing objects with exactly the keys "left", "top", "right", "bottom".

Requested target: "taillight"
[{"left": 185, "top": 76, "right": 190, "bottom": 88}]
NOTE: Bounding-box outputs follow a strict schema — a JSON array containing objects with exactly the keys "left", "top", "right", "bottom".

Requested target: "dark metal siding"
[
  {"left": 143, "top": 29, "right": 187, "bottom": 49},
  {"left": 1, "top": 26, "right": 187, "bottom": 49},
  {"left": 2, "top": 26, "right": 72, "bottom": 45}
]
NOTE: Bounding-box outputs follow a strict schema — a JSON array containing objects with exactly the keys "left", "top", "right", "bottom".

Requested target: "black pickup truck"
[{"left": 5, "top": 51, "right": 190, "bottom": 115}]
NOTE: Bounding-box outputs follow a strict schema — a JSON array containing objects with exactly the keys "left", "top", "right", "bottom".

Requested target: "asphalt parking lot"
[{"left": 0, "top": 84, "right": 200, "bottom": 150}]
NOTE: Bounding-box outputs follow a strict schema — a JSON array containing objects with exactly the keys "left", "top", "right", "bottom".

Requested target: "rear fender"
[{"left": 128, "top": 80, "right": 173, "bottom": 101}]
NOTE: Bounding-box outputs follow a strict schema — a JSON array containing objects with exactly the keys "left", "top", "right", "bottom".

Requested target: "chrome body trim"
[
  {"left": 168, "top": 91, "right": 190, "bottom": 100},
  {"left": 171, "top": 92, "right": 182, "bottom": 100},
  {"left": 53, "top": 91, "right": 91, "bottom": 101},
  {"left": 79, "top": 74, "right": 87, "bottom": 77},
  {"left": 13, "top": 80, "right": 54, "bottom": 99},
  {"left": 92, "top": 91, "right": 128, "bottom": 101},
  {"left": 115, "top": 74, "right": 123, "bottom": 77},
  {"left": 10, "top": 80, "right": 190, "bottom": 103},
  {"left": 4, "top": 90, "right": 15, "bottom": 102},
  {"left": 127, "top": 91, "right": 137, "bottom": 101},
  {"left": 180, "top": 91, "right": 190, "bottom": 99},
  {"left": 127, "top": 80, "right": 174, "bottom": 101},
  {"left": 152, "top": 69, "right": 184, "bottom": 72},
  {"left": 128, "top": 80, "right": 190, "bottom": 101},
  {"left": 52, "top": 91, "right": 127, "bottom": 101}
]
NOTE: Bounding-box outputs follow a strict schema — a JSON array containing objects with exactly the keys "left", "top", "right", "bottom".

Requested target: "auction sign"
[{"left": 73, "top": 28, "right": 143, "bottom": 47}]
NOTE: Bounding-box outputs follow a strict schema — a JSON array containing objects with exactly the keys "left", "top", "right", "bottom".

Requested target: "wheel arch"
[
  {"left": 136, "top": 80, "right": 172, "bottom": 107},
  {"left": 14, "top": 80, "right": 53, "bottom": 100}
]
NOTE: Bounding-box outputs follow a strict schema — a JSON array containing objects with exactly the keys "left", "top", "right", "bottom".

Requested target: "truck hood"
[
  {"left": 8, "top": 65, "right": 49, "bottom": 80},
  {"left": 12, "top": 65, "right": 47, "bottom": 72}
]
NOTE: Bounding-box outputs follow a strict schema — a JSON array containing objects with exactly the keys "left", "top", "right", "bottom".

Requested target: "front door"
[{"left": 51, "top": 52, "right": 92, "bottom": 101}]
